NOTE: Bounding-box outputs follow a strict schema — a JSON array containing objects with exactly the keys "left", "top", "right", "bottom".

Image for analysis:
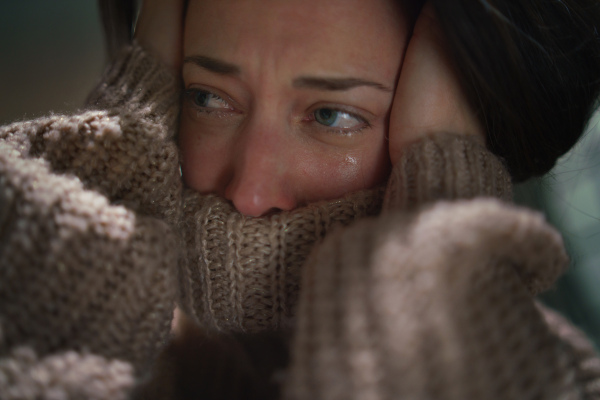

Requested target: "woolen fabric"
[{"left": 1, "top": 42, "right": 599, "bottom": 400}]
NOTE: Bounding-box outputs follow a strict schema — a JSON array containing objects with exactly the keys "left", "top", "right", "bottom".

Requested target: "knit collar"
[{"left": 177, "top": 187, "right": 384, "bottom": 333}]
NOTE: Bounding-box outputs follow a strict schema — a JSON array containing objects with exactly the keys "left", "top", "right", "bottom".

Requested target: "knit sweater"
[{"left": 1, "top": 42, "right": 599, "bottom": 400}]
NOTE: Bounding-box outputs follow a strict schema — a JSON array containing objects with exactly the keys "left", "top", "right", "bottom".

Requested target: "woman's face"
[{"left": 180, "top": 0, "right": 409, "bottom": 217}]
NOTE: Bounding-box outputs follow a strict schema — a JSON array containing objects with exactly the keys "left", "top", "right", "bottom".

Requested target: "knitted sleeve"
[
  {"left": 0, "top": 42, "right": 181, "bottom": 225},
  {"left": 285, "top": 133, "right": 600, "bottom": 400},
  {"left": 0, "top": 42, "right": 182, "bottom": 398}
]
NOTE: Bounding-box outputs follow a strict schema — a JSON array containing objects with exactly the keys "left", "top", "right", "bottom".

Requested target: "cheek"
[
  {"left": 179, "top": 117, "right": 231, "bottom": 194},
  {"left": 357, "top": 136, "right": 391, "bottom": 188},
  {"left": 295, "top": 130, "right": 391, "bottom": 203}
]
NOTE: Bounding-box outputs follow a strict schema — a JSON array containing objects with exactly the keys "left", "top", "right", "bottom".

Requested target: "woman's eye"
[
  {"left": 186, "top": 89, "right": 233, "bottom": 110},
  {"left": 314, "top": 108, "right": 364, "bottom": 129}
]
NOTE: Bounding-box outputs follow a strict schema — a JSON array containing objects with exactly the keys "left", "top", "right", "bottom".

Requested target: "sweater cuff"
[
  {"left": 85, "top": 41, "right": 180, "bottom": 130},
  {"left": 0, "top": 347, "right": 134, "bottom": 400},
  {"left": 383, "top": 133, "right": 513, "bottom": 211}
]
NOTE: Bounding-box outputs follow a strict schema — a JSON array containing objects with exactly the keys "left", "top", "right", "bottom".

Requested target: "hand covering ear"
[{"left": 388, "top": 2, "right": 484, "bottom": 166}]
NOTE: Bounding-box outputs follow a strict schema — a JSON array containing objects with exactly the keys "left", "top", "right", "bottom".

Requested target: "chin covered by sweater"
[{"left": 1, "top": 43, "right": 599, "bottom": 400}]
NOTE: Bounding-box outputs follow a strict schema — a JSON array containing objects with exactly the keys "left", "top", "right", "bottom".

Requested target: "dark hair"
[
  {"left": 431, "top": 0, "right": 600, "bottom": 181},
  {"left": 98, "top": 0, "right": 136, "bottom": 61},
  {"left": 98, "top": 0, "right": 600, "bottom": 181}
]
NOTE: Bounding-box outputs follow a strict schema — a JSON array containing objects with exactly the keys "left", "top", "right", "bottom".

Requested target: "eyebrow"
[
  {"left": 184, "top": 55, "right": 392, "bottom": 92},
  {"left": 292, "top": 76, "right": 393, "bottom": 92},
  {"left": 184, "top": 55, "right": 241, "bottom": 75}
]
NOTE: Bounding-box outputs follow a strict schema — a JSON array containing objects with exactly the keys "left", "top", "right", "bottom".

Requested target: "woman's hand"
[
  {"left": 135, "top": 0, "right": 185, "bottom": 72},
  {"left": 388, "top": 2, "right": 484, "bottom": 165}
]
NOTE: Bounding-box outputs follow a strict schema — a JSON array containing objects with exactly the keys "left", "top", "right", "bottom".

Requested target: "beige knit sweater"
[{"left": 0, "top": 43, "right": 599, "bottom": 400}]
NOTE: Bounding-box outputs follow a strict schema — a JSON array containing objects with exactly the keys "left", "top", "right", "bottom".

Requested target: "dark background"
[{"left": 0, "top": 1, "right": 104, "bottom": 124}]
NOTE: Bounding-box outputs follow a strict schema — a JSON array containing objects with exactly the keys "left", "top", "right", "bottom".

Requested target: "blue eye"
[
  {"left": 315, "top": 108, "right": 338, "bottom": 126},
  {"left": 193, "top": 90, "right": 211, "bottom": 107},
  {"left": 186, "top": 89, "right": 233, "bottom": 110},
  {"left": 314, "top": 108, "right": 364, "bottom": 129}
]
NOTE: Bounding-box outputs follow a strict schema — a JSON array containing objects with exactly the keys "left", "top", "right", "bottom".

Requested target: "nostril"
[
  {"left": 236, "top": 204, "right": 288, "bottom": 218},
  {"left": 234, "top": 199, "right": 296, "bottom": 218},
  {"left": 258, "top": 207, "right": 285, "bottom": 218}
]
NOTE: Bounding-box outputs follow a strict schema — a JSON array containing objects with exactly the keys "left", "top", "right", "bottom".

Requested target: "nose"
[{"left": 224, "top": 123, "right": 297, "bottom": 217}]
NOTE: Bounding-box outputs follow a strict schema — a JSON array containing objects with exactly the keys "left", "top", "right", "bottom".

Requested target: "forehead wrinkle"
[{"left": 185, "top": 0, "right": 407, "bottom": 92}]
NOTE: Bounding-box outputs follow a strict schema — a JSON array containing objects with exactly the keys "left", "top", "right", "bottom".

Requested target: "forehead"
[{"left": 184, "top": 0, "right": 407, "bottom": 77}]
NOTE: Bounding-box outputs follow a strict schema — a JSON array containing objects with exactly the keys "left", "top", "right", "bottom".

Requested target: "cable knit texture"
[
  {"left": 285, "top": 201, "right": 577, "bottom": 399},
  {"left": 1, "top": 42, "right": 599, "bottom": 400},
  {"left": 0, "top": 42, "right": 182, "bottom": 399},
  {"left": 0, "top": 347, "right": 134, "bottom": 400},
  {"left": 383, "top": 134, "right": 513, "bottom": 209},
  {"left": 178, "top": 187, "right": 384, "bottom": 333}
]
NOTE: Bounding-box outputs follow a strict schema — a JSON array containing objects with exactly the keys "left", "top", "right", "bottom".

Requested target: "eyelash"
[
  {"left": 183, "top": 88, "right": 235, "bottom": 117},
  {"left": 183, "top": 88, "right": 372, "bottom": 135},
  {"left": 327, "top": 125, "right": 369, "bottom": 135}
]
